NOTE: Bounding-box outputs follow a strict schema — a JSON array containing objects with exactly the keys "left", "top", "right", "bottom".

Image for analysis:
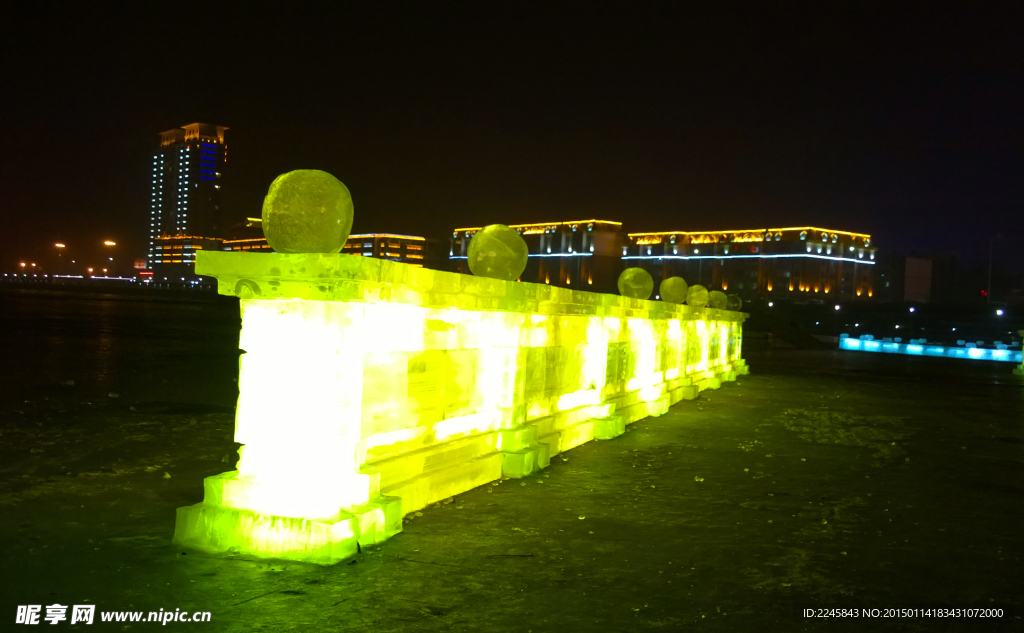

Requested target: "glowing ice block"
[
  {"left": 840, "top": 336, "right": 1022, "bottom": 363},
  {"left": 618, "top": 267, "right": 654, "bottom": 299},
  {"left": 262, "top": 170, "right": 354, "bottom": 253},
  {"left": 659, "top": 276, "right": 688, "bottom": 304},
  {"left": 467, "top": 224, "right": 529, "bottom": 281},
  {"left": 175, "top": 251, "right": 748, "bottom": 564},
  {"left": 686, "top": 284, "right": 709, "bottom": 307}
]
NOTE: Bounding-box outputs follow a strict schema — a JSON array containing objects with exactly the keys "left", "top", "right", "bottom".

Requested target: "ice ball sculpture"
[
  {"left": 659, "top": 276, "right": 688, "bottom": 303},
  {"left": 618, "top": 267, "right": 654, "bottom": 300},
  {"left": 262, "top": 170, "right": 354, "bottom": 253},
  {"left": 708, "top": 290, "right": 727, "bottom": 309},
  {"left": 467, "top": 224, "right": 529, "bottom": 281},
  {"left": 686, "top": 284, "right": 709, "bottom": 307},
  {"left": 726, "top": 294, "right": 743, "bottom": 311}
]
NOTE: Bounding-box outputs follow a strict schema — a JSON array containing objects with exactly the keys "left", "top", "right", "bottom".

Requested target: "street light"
[
  {"left": 54, "top": 243, "right": 66, "bottom": 275},
  {"left": 103, "top": 240, "right": 117, "bottom": 276}
]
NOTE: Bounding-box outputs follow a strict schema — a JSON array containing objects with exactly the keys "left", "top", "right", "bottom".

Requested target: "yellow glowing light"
[
  {"left": 174, "top": 251, "right": 749, "bottom": 565},
  {"left": 768, "top": 226, "right": 870, "bottom": 239},
  {"left": 635, "top": 236, "right": 663, "bottom": 245},
  {"left": 456, "top": 220, "right": 622, "bottom": 234},
  {"left": 629, "top": 227, "right": 871, "bottom": 241},
  {"left": 103, "top": 240, "right": 117, "bottom": 246},
  {"left": 557, "top": 389, "right": 602, "bottom": 411}
]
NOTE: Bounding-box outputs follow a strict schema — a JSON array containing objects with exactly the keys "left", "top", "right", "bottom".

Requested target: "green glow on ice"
[
  {"left": 175, "top": 250, "right": 748, "bottom": 565},
  {"left": 467, "top": 224, "right": 529, "bottom": 281},
  {"left": 708, "top": 290, "right": 727, "bottom": 309},
  {"left": 686, "top": 284, "right": 709, "bottom": 307},
  {"left": 262, "top": 170, "right": 354, "bottom": 253},
  {"left": 659, "top": 276, "right": 688, "bottom": 303},
  {"left": 618, "top": 267, "right": 654, "bottom": 299}
]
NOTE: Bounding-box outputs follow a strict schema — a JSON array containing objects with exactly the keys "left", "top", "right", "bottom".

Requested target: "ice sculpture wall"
[{"left": 174, "top": 252, "right": 748, "bottom": 564}]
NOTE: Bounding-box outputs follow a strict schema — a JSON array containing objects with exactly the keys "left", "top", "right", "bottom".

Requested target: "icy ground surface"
[{"left": 0, "top": 289, "right": 1021, "bottom": 631}]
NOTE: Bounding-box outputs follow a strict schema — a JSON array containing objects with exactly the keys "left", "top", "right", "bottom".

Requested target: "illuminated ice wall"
[{"left": 174, "top": 251, "right": 748, "bottom": 564}]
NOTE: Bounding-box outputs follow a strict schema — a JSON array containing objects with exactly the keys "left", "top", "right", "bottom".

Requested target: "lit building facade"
[
  {"left": 220, "top": 219, "right": 449, "bottom": 270},
  {"left": 624, "top": 227, "right": 877, "bottom": 300},
  {"left": 450, "top": 220, "right": 627, "bottom": 294},
  {"left": 148, "top": 123, "right": 228, "bottom": 270},
  {"left": 340, "top": 234, "right": 449, "bottom": 269},
  {"left": 149, "top": 235, "right": 225, "bottom": 281}
]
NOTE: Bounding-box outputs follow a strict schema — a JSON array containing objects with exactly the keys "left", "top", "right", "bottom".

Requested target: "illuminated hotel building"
[
  {"left": 221, "top": 219, "right": 449, "bottom": 269},
  {"left": 148, "top": 123, "right": 228, "bottom": 271},
  {"left": 624, "top": 227, "right": 877, "bottom": 300},
  {"left": 450, "top": 220, "right": 627, "bottom": 294}
]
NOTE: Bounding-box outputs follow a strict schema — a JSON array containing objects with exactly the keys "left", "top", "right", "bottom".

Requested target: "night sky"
[{"left": 2, "top": 3, "right": 1021, "bottom": 273}]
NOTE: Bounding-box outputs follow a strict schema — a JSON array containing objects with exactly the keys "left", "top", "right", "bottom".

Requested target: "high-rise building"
[{"left": 148, "top": 123, "right": 228, "bottom": 272}]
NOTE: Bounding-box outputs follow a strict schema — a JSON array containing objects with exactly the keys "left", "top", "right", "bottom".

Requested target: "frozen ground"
[{"left": 0, "top": 290, "right": 1021, "bottom": 631}]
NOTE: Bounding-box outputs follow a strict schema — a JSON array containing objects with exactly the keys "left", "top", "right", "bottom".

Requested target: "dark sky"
[{"left": 2, "top": 2, "right": 1021, "bottom": 272}]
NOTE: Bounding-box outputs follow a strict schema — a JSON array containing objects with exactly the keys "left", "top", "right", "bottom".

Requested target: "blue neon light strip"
[
  {"left": 450, "top": 253, "right": 593, "bottom": 259},
  {"left": 200, "top": 176, "right": 215, "bottom": 181},
  {"left": 839, "top": 337, "right": 1022, "bottom": 363},
  {"left": 199, "top": 170, "right": 215, "bottom": 174},
  {"left": 623, "top": 253, "right": 874, "bottom": 265}
]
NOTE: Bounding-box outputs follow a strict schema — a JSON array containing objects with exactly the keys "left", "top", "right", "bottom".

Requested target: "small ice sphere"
[
  {"left": 708, "top": 290, "right": 727, "bottom": 309},
  {"left": 618, "top": 268, "right": 654, "bottom": 299},
  {"left": 659, "top": 276, "right": 688, "bottom": 303},
  {"left": 262, "top": 170, "right": 354, "bottom": 253},
  {"left": 686, "top": 284, "right": 709, "bottom": 307},
  {"left": 725, "top": 293, "right": 742, "bottom": 311},
  {"left": 467, "top": 224, "right": 529, "bottom": 281}
]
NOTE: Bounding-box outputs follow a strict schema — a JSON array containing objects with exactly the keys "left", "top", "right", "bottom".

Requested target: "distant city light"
[
  {"left": 768, "top": 302, "right": 773, "bottom": 307},
  {"left": 103, "top": 240, "right": 117, "bottom": 246},
  {"left": 834, "top": 305, "right": 840, "bottom": 311},
  {"left": 996, "top": 309, "right": 1005, "bottom": 316},
  {"left": 54, "top": 243, "right": 66, "bottom": 248},
  {"left": 895, "top": 325, "right": 900, "bottom": 329},
  {"left": 909, "top": 307, "right": 915, "bottom": 313}
]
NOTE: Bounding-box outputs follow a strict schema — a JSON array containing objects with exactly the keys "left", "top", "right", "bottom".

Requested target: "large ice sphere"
[
  {"left": 262, "top": 170, "right": 354, "bottom": 253},
  {"left": 468, "top": 224, "right": 529, "bottom": 281},
  {"left": 659, "top": 276, "right": 688, "bottom": 303},
  {"left": 726, "top": 294, "right": 743, "bottom": 311},
  {"left": 686, "top": 284, "right": 708, "bottom": 307},
  {"left": 709, "top": 290, "right": 727, "bottom": 309},
  {"left": 618, "top": 268, "right": 654, "bottom": 299}
]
